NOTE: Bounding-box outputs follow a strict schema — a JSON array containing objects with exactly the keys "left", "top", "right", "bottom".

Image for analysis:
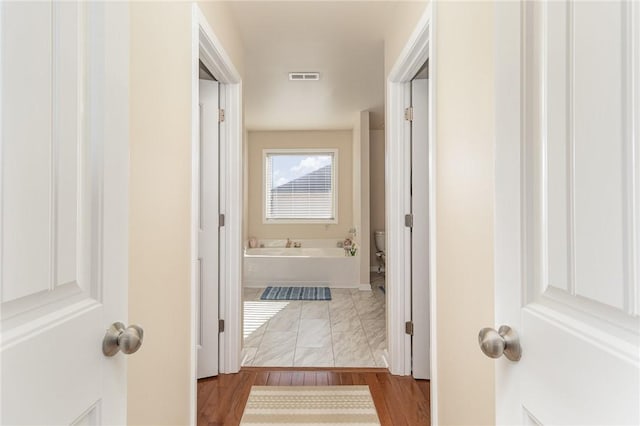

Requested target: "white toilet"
[{"left": 374, "top": 230, "right": 385, "bottom": 272}]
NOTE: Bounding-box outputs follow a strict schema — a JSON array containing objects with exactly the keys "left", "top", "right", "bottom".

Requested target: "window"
[{"left": 264, "top": 149, "right": 338, "bottom": 223}]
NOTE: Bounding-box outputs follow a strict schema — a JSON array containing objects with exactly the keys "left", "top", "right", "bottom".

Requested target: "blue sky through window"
[{"left": 271, "top": 154, "right": 332, "bottom": 187}]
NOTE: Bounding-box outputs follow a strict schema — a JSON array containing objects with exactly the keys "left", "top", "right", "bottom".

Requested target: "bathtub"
[{"left": 243, "top": 244, "right": 359, "bottom": 288}]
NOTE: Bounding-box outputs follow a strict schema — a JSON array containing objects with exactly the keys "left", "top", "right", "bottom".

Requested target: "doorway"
[
  {"left": 190, "top": 6, "right": 244, "bottom": 419},
  {"left": 385, "top": 2, "right": 436, "bottom": 421},
  {"left": 240, "top": 129, "right": 387, "bottom": 368},
  {"left": 191, "top": 0, "right": 434, "bottom": 421}
]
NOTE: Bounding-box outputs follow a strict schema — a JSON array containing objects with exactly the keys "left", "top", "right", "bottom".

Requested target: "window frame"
[{"left": 262, "top": 148, "right": 339, "bottom": 224}]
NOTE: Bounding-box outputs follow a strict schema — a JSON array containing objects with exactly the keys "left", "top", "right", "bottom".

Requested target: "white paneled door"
[
  {"left": 1, "top": 2, "right": 129, "bottom": 424},
  {"left": 494, "top": 1, "right": 640, "bottom": 424},
  {"left": 197, "top": 79, "right": 220, "bottom": 379},
  {"left": 410, "top": 77, "right": 430, "bottom": 380}
]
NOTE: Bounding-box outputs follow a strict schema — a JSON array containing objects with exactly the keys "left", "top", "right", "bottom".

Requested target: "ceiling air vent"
[{"left": 289, "top": 72, "right": 320, "bottom": 81}]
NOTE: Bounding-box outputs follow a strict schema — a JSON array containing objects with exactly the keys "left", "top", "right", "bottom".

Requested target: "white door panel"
[
  {"left": 522, "top": 0, "right": 637, "bottom": 327},
  {"left": 3, "top": 1, "right": 55, "bottom": 303},
  {"left": 2, "top": 2, "right": 93, "bottom": 315},
  {"left": 197, "top": 79, "right": 220, "bottom": 379},
  {"left": 410, "top": 78, "right": 430, "bottom": 380},
  {"left": 495, "top": 1, "right": 640, "bottom": 424},
  {"left": 1, "top": 2, "right": 129, "bottom": 424},
  {"left": 521, "top": 306, "right": 639, "bottom": 425},
  {"left": 541, "top": 0, "right": 628, "bottom": 310}
]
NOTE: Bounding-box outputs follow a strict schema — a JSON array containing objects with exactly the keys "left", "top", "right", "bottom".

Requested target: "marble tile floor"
[{"left": 241, "top": 280, "right": 387, "bottom": 368}]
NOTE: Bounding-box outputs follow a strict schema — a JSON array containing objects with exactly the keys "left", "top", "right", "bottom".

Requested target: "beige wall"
[
  {"left": 128, "top": 2, "right": 244, "bottom": 424},
  {"left": 128, "top": 3, "right": 191, "bottom": 425},
  {"left": 435, "top": 2, "right": 496, "bottom": 425},
  {"left": 369, "top": 130, "right": 385, "bottom": 266},
  {"left": 247, "top": 130, "right": 353, "bottom": 240}
]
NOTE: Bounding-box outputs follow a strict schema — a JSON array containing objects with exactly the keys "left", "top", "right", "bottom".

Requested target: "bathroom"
[{"left": 241, "top": 126, "right": 387, "bottom": 367}]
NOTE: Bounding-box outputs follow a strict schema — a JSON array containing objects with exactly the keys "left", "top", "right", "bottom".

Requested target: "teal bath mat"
[{"left": 260, "top": 286, "right": 332, "bottom": 301}]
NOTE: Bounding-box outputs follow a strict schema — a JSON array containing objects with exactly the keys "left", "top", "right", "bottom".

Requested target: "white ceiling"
[{"left": 226, "top": 1, "right": 414, "bottom": 131}]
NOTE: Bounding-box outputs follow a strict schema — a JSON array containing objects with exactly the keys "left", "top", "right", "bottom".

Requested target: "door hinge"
[
  {"left": 404, "top": 107, "right": 413, "bottom": 122},
  {"left": 219, "top": 319, "right": 225, "bottom": 333},
  {"left": 405, "top": 321, "right": 414, "bottom": 336},
  {"left": 219, "top": 213, "right": 225, "bottom": 227},
  {"left": 404, "top": 214, "right": 413, "bottom": 228},
  {"left": 218, "top": 108, "right": 225, "bottom": 123}
]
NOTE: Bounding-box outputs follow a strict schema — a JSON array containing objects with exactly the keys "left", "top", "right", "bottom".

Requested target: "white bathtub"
[{"left": 243, "top": 246, "right": 359, "bottom": 288}]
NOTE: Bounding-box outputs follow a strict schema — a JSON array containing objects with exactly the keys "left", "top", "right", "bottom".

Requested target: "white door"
[
  {"left": 197, "top": 79, "right": 220, "bottom": 379},
  {"left": 410, "top": 77, "right": 430, "bottom": 380},
  {"left": 494, "top": 1, "right": 640, "bottom": 424},
  {"left": 1, "top": 2, "right": 130, "bottom": 425}
]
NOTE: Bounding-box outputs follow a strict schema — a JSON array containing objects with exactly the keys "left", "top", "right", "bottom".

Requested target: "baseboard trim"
[
  {"left": 242, "top": 283, "right": 374, "bottom": 292},
  {"left": 379, "top": 349, "right": 390, "bottom": 369},
  {"left": 243, "top": 282, "right": 362, "bottom": 289}
]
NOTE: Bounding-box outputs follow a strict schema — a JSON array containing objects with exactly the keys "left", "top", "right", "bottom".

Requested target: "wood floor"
[{"left": 197, "top": 367, "right": 430, "bottom": 425}]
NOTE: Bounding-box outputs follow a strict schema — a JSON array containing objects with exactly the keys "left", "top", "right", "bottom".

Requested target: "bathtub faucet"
[{"left": 286, "top": 238, "right": 292, "bottom": 248}]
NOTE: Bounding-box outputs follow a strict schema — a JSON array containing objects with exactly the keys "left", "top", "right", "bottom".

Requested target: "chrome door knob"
[
  {"left": 102, "top": 322, "right": 144, "bottom": 356},
  {"left": 478, "top": 325, "right": 521, "bottom": 361}
]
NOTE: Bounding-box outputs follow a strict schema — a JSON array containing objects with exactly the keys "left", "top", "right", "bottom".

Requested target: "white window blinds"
[{"left": 264, "top": 151, "right": 336, "bottom": 222}]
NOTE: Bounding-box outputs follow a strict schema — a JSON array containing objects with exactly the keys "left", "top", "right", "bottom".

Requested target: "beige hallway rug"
[{"left": 240, "top": 385, "right": 381, "bottom": 425}]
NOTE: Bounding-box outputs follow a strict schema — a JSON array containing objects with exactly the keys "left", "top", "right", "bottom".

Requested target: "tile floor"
[{"left": 241, "top": 275, "right": 386, "bottom": 368}]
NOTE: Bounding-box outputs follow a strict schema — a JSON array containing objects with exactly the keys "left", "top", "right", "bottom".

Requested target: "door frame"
[
  {"left": 385, "top": 2, "right": 438, "bottom": 423},
  {"left": 190, "top": 4, "right": 243, "bottom": 425}
]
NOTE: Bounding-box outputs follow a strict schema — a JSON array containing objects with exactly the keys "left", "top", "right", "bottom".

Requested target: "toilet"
[{"left": 374, "top": 230, "right": 385, "bottom": 272}]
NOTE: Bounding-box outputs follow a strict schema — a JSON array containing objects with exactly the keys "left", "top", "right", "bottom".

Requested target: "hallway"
[{"left": 197, "top": 368, "right": 430, "bottom": 425}]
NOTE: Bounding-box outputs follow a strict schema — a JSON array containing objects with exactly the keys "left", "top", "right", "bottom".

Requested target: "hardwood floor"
[{"left": 197, "top": 367, "right": 430, "bottom": 425}]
